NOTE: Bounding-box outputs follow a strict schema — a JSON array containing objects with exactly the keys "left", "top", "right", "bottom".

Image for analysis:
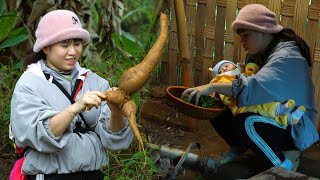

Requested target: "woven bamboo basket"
[{"left": 166, "top": 86, "right": 226, "bottom": 120}]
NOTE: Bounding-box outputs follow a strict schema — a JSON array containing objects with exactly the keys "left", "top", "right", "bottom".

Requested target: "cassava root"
[{"left": 102, "top": 13, "right": 169, "bottom": 153}]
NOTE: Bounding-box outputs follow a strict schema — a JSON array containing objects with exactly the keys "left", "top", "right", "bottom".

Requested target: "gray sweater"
[{"left": 10, "top": 60, "right": 133, "bottom": 175}]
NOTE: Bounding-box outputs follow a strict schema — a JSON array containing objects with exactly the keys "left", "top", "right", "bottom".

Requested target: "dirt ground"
[
  {"left": 140, "top": 96, "right": 229, "bottom": 156},
  {"left": 140, "top": 95, "right": 320, "bottom": 179},
  {"left": 0, "top": 154, "right": 14, "bottom": 179}
]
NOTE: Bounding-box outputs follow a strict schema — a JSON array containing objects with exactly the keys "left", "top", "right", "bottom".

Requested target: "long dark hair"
[
  {"left": 23, "top": 50, "right": 46, "bottom": 70},
  {"left": 264, "top": 28, "right": 311, "bottom": 67}
]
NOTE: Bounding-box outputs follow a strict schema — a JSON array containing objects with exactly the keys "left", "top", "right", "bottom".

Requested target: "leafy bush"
[
  {"left": 0, "top": 58, "right": 23, "bottom": 153},
  {"left": 104, "top": 141, "right": 159, "bottom": 180},
  {"left": 0, "top": 11, "right": 29, "bottom": 50}
]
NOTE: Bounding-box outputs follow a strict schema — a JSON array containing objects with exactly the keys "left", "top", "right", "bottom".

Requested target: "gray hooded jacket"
[{"left": 10, "top": 60, "right": 133, "bottom": 175}]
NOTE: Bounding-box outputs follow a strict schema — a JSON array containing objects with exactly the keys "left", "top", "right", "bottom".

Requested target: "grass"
[
  {"left": 104, "top": 140, "right": 159, "bottom": 180},
  {"left": 0, "top": 57, "right": 23, "bottom": 155}
]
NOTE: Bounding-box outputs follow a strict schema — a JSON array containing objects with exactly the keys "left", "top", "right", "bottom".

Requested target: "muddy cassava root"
[{"left": 102, "top": 13, "right": 168, "bottom": 153}]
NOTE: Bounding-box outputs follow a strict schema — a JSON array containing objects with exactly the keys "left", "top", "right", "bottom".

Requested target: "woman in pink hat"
[
  {"left": 183, "top": 4, "right": 318, "bottom": 173},
  {"left": 10, "top": 10, "right": 133, "bottom": 179}
]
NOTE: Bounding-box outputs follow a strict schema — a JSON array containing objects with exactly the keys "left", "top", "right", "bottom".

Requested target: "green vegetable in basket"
[{"left": 182, "top": 94, "right": 220, "bottom": 108}]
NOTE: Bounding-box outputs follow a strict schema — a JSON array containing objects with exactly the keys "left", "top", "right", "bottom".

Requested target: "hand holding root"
[
  {"left": 105, "top": 87, "right": 125, "bottom": 115},
  {"left": 73, "top": 91, "right": 106, "bottom": 113},
  {"left": 101, "top": 12, "right": 169, "bottom": 167}
]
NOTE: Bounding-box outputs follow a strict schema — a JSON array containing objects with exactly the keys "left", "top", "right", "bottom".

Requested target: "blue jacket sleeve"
[{"left": 232, "top": 45, "right": 315, "bottom": 112}]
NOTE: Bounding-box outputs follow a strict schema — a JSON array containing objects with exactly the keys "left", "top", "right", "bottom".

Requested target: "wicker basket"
[{"left": 166, "top": 86, "right": 226, "bottom": 120}]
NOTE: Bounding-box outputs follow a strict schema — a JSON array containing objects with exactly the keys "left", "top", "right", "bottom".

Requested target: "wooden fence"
[{"left": 153, "top": 0, "right": 320, "bottom": 130}]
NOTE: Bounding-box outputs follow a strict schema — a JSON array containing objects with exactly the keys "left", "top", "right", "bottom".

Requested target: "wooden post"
[
  {"left": 174, "top": 0, "right": 197, "bottom": 130},
  {"left": 174, "top": 0, "right": 194, "bottom": 87}
]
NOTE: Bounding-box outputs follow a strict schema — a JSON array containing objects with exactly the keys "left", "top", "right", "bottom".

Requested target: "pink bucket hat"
[
  {"left": 231, "top": 4, "right": 283, "bottom": 34},
  {"left": 33, "top": 10, "right": 90, "bottom": 52}
]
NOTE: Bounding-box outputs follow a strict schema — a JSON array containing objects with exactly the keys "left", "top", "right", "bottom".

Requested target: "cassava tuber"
[{"left": 102, "top": 13, "right": 169, "bottom": 153}]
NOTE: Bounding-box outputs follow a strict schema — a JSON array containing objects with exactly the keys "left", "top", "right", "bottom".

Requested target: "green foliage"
[
  {"left": 0, "top": 0, "right": 6, "bottom": 15},
  {"left": 83, "top": 47, "right": 135, "bottom": 86},
  {"left": 111, "top": 32, "right": 144, "bottom": 59},
  {"left": 104, "top": 142, "right": 159, "bottom": 180},
  {"left": 115, "top": 1, "right": 159, "bottom": 59},
  {"left": 0, "top": 58, "right": 24, "bottom": 153},
  {"left": 0, "top": 11, "right": 29, "bottom": 49},
  {"left": 122, "top": 1, "right": 156, "bottom": 35},
  {"left": 182, "top": 95, "right": 221, "bottom": 108}
]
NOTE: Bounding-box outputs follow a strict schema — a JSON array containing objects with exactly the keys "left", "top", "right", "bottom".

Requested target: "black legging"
[{"left": 210, "top": 109, "right": 296, "bottom": 167}]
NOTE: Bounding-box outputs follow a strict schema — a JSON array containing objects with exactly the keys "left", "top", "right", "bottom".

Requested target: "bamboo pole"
[{"left": 174, "top": 0, "right": 194, "bottom": 87}]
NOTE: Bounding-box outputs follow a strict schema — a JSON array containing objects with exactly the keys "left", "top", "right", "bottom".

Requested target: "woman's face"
[
  {"left": 239, "top": 30, "right": 269, "bottom": 55},
  {"left": 43, "top": 39, "right": 83, "bottom": 72},
  {"left": 218, "top": 62, "right": 237, "bottom": 74}
]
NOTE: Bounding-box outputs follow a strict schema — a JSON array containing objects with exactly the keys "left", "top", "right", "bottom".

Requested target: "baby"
[{"left": 209, "top": 60, "right": 306, "bottom": 126}]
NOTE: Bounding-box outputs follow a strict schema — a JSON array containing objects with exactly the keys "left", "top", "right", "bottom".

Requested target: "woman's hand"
[
  {"left": 50, "top": 91, "right": 106, "bottom": 137},
  {"left": 181, "top": 84, "right": 215, "bottom": 105},
  {"left": 182, "top": 82, "right": 234, "bottom": 105},
  {"left": 106, "top": 88, "right": 125, "bottom": 117},
  {"left": 71, "top": 91, "right": 106, "bottom": 114},
  {"left": 104, "top": 87, "right": 122, "bottom": 110},
  {"left": 105, "top": 87, "right": 126, "bottom": 131}
]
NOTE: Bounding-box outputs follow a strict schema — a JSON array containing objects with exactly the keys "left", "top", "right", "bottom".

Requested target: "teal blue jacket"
[{"left": 232, "top": 41, "right": 319, "bottom": 151}]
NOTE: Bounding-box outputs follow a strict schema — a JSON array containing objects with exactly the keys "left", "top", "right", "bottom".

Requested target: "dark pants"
[
  {"left": 209, "top": 109, "right": 296, "bottom": 167},
  {"left": 26, "top": 170, "right": 104, "bottom": 180}
]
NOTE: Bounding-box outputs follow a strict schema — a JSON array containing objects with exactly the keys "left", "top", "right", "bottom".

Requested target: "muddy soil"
[
  {"left": 0, "top": 151, "right": 15, "bottom": 179},
  {"left": 140, "top": 97, "right": 229, "bottom": 156}
]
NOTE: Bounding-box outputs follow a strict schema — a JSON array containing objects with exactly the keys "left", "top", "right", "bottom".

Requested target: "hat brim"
[
  {"left": 33, "top": 28, "right": 90, "bottom": 52},
  {"left": 232, "top": 20, "right": 283, "bottom": 34}
]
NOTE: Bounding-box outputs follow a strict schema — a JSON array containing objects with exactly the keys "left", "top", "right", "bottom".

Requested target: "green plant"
[
  {"left": 182, "top": 94, "right": 222, "bottom": 108},
  {"left": 104, "top": 141, "right": 159, "bottom": 180},
  {"left": 0, "top": 11, "right": 29, "bottom": 50},
  {"left": 0, "top": 58, "right": 24, "bottom": 154}
]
